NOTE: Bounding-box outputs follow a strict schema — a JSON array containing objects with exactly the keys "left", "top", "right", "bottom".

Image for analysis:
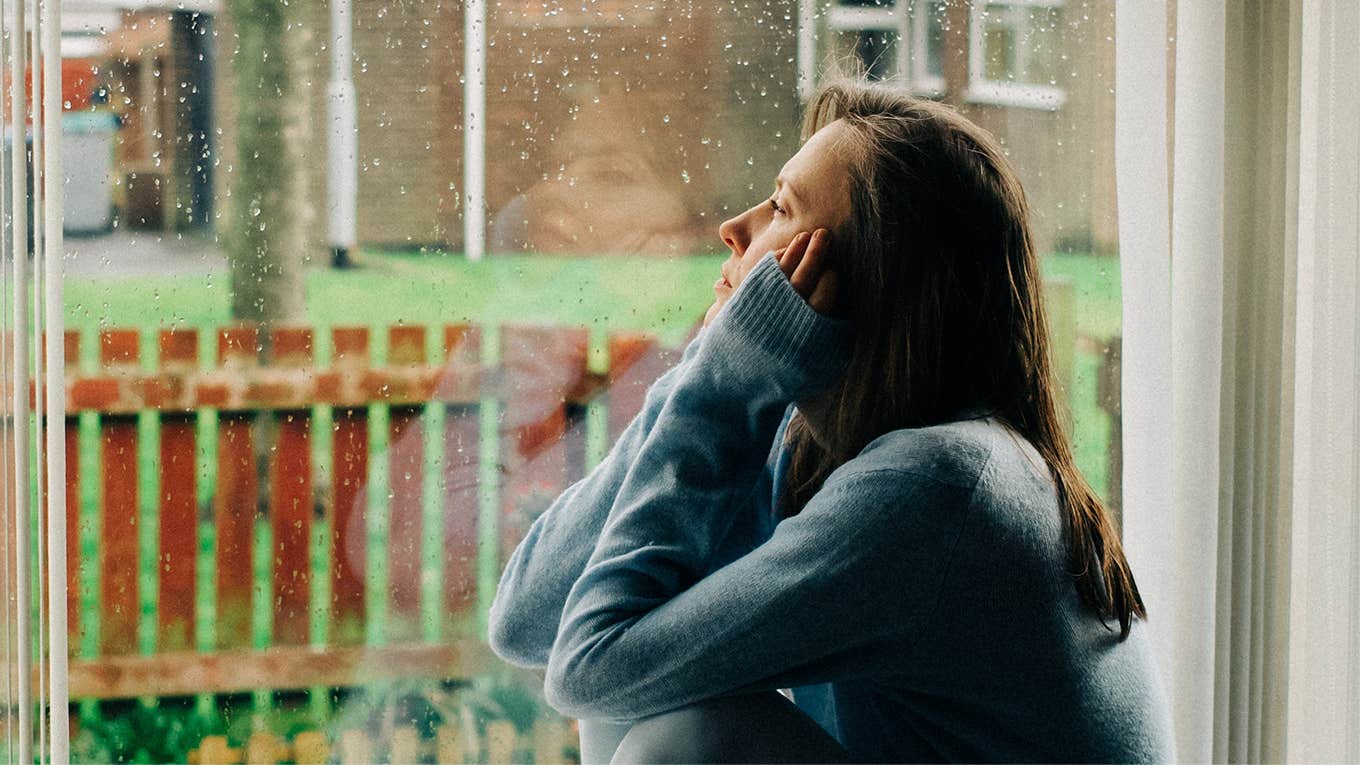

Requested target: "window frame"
[
  {"left": 908, "top": 0, "right": 946, "bottom": 97},
  {"left": 964, "top": 0, "right": 1068, "bottom": 111},
  {"left": 822, "top": 1, "right": 945, "bottom": 97}
]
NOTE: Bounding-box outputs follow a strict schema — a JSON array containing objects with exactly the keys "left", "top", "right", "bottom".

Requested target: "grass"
[
  {"left": 1041, "top": 251, "right": 1122, "bottom": 340},
  {"left": 63, "top": 253, "right": 729, "bottom": 371}
]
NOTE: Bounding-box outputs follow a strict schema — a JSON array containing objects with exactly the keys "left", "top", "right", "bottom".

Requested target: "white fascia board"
[{"left": 62, "top": 0, "right": 219, "bottom": 15}]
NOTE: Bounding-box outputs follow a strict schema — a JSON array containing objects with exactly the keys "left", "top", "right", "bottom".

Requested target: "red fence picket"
[
  {"left": 61, "top": 332, "right": 81, "bottom": 650},
  {"left": 440, "top": 324, "right": 482, "bottom": 639},
  {"left": 387, "top": 325, "right": 427, "bottom": 643},
  {"left": 157, "top": 328, "right": 199, "bottom": 652},
  {"left": 328, "top": 326, "right": 370, "bottom": 648},
  {"left": 269, "top": 327, "right": 315, "bottom": 647},
  {"left": 214, "top": 326, "right": 259, "bottom": 651},
  {"left": 99, "top": 328, "right": 141, "bottom": 657},
  {"left": 496, "top": 325, "right": 590, "bottom": 573}
]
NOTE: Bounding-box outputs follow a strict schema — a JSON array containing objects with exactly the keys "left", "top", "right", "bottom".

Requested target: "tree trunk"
[
  {"left": 225, "top": 0, "right": 308, "bottom": 325},
  {"left": 222, "top": 0, "right": 315, "bottom": 530}
]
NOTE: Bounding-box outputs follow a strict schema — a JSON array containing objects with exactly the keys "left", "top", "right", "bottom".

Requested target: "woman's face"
[{"left": 715, "top": 119, "right": 856, "bottom": 298}]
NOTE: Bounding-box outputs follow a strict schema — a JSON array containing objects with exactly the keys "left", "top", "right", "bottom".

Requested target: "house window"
[
  {"left": 966, "top": 0, "right": 1067, "bottom": 109},
  {"left": 822, "top": 0, "right": 947, "bottom": 96}
]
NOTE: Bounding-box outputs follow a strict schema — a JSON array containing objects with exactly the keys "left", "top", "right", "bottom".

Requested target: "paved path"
[{"left": 61, "top": 228, "right": 227, "bottom": 279}]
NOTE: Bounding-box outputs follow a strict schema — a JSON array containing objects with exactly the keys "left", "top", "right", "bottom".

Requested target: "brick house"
[{"left": 108, "top": 0, "right": 1116, "bottom": 258}]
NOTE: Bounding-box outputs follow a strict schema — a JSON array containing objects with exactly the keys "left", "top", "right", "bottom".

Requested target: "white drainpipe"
[
  {"left": 463, "top": 0, "right": 485, "bottom": 261},
  {"left": 327, "top": 0, "right": 358, "bottom": 266}
]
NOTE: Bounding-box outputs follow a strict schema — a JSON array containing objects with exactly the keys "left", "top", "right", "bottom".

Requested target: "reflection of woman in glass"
[{"left": 488, "top": 77, "right": 1173, "bottom": 764}]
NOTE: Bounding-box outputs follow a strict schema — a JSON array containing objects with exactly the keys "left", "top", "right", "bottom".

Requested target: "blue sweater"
[{"left": 488, "top": 253, "right": 1176, "bottom": 763}]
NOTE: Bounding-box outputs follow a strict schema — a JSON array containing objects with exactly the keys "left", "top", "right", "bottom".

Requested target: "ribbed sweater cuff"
[{"left": 707, "top": 251, "right": 852, "bottom": 400}]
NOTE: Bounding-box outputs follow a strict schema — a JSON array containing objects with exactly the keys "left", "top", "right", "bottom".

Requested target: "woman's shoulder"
[
  {"left": 842, "top": 412, "right": 1000, "bottom": 485},
  {"left": 825, "top": 411, "right": 1056, "bottom": 511}
]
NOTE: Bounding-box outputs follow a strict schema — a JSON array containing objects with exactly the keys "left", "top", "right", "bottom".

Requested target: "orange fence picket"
[
  {"left": 214, "top": 326, "right": 259, "bottom": 651},
  {"left": 269, "top": 326, "right": 315, "bottom": 648},
  {"left": 158, "top": 328, "right": 199, "bottom": 653},
  {"left": 387, "top": 325, "right": 427, "bottom": 642},
  {"left": 186, "top": 717, "right": 578, "bottom": 764},
  {"left": 440, "top": 324, "right": 482, "bottom": 637},
  {"left": 329, "top": 326, "right": 371, "bottom": 647},
  {"left": 99, "top": 328, "right": 141, "bottom": 657}
]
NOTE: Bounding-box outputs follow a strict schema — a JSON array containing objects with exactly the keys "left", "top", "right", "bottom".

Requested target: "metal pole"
[
  {"left": 40, "top": 0, "right": 66, "bottom": 755},
  {"left": 7, "top": 0, "right": 27, "bottom": 758},
  {"left": 463, "top": 0, "right": 485, "bottom": 261},
  {"left": 0, "top": 0, "right": 13, "bottom": 760},
  {"left": 25, "top": 0, "right": 43, "bottom": 758},
  {"left": 797, "top": 0, "right": 817, "bottom": 101},
  {"left": 326, "top": 0, "right": 358, "bottom": 268}
]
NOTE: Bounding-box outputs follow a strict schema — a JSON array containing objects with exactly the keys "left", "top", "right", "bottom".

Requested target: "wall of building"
[{"left": 199, "top": 0, "right": 1116, "bottom": 258}]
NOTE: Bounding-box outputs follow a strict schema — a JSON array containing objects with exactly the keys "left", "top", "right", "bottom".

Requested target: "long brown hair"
[{"left": 781, "top": 76, "right": 1146, "bottom": 639}]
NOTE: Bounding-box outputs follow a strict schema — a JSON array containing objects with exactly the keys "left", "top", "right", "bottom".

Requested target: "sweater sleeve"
[
  {"left": 486, "top": 329, "right": 706, "bottom": 669},
  {"left": 543, "top": 253, "right": 972, "bottom": 722}
]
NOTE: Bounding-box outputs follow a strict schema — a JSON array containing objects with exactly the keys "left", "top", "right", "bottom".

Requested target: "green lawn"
[
  {"left": 64, "top": 249, "right": 1120, "bottom": 358},
  {"left": 64, "top": 253, "right": 730, "bottom": 370},
  {"left": 1042, "top": 251, "right": 1122, "bottom": 341}
]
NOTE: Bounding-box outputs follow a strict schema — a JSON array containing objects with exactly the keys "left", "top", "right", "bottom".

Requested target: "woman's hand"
[
  {"left": 777, "top": 229, "right": 839, "bottom": 315},
  {"left": 704, "top": 229, "right": 839, "bottom": 327}
]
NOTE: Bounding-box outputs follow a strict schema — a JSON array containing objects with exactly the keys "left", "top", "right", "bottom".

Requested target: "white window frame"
[
  {"left": 965, "top": 0, "right": 1067, "bottom": 110},
  {"left": 818, "top": 1, "right": 944, "bottom": 98},
  {"left": 908, "top": 0, "right": 946, "bottom": 97}
]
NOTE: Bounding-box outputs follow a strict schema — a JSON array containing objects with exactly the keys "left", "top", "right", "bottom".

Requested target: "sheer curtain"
[{"left": 1116, "top": 0, "right": 1359, "bottom": 761}]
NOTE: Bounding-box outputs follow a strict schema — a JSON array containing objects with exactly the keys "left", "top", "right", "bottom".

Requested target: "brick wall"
[{"left": 201, "top": 0, "right": 1117, "bottom": 257}]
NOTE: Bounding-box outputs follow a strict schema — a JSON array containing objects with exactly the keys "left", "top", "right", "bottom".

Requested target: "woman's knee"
[{"left": 608, "top": 691, "right": 852, "bottom": 764}]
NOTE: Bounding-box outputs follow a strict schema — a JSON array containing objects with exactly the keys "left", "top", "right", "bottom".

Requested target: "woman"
[{"left": 487, "top": 77, "right": 1174, "bottom": 763}]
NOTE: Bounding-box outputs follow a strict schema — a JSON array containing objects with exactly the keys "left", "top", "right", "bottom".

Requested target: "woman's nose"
[{"left": 718, "top": 214, "right": 748, "bottom": 256}]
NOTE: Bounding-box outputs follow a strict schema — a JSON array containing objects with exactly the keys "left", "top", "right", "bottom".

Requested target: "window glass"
[
  {"left": 981, "top": 1, "right": 1063, "bottom": 85},
  {"left": 838, "top": 26, "right": 901, "bottom": 81},
  {"left": 826, "top": 0, "right": 945, "bottom": 92},
  {"left": 969, "top": 0, "right": 1067, "bottom": 108},
  {"left": 921, "top": 0, "right": 948, "bottom": 80},
  {"left": 52, "top": 1, "right": 1121, "bottom": 760}
]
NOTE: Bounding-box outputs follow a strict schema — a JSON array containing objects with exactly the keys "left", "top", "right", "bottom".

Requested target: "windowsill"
[
  {"left": 911, "top": 75, "right": 946, "bottom": 99},
  {"left": 825, "top": 5, "right": 897, "bottom": 30},
  {"left": 963, "top": 81, "right": 1067, "bottom": 110}
]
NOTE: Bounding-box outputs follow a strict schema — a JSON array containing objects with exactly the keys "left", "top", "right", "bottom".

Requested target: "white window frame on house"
[
  {"left": 816, "top": 1, "right": 945, "bottom": 98},
  {"left": 965, "top": 0, "right": 1067, "bottom": 110},
  {"left": 908, "top": 0, "right": 946, "bottom": 96}
]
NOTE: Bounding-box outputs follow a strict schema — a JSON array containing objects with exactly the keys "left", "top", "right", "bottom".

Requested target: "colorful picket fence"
[
  {"left": 4, "top": 279, "right": 1103, "bottom": 705},
  {"left": 5, "top": 322, "right": 682, "bottom": 700},
  {"left": 186, "top": 718, "right": 578, "bottom": 765}
]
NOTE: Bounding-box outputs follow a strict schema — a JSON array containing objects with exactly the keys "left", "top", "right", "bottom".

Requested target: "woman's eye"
[{"left": 768, "top": 198, "right": 785, "bottom": 215}]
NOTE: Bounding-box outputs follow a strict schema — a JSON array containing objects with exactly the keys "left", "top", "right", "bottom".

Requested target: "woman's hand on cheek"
[{"left": 779, "top": 229, "right": 839, "bottom": 316}]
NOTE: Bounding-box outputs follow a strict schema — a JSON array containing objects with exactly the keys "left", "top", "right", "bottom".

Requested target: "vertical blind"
[
  {"left": 4, "top": 0, "right": 70, "bottom": 762},
  {"left": 1117, "top": 0, "right": 1360, "bottom": 761}
]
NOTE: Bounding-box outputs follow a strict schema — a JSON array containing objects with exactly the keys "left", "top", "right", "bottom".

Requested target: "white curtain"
[
  {"left": 1286, "top": 0, "right": 1360, "bottom": 760},
  {"left": 1116, "top": 0, "right": 1359, "bottom": 762}
]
